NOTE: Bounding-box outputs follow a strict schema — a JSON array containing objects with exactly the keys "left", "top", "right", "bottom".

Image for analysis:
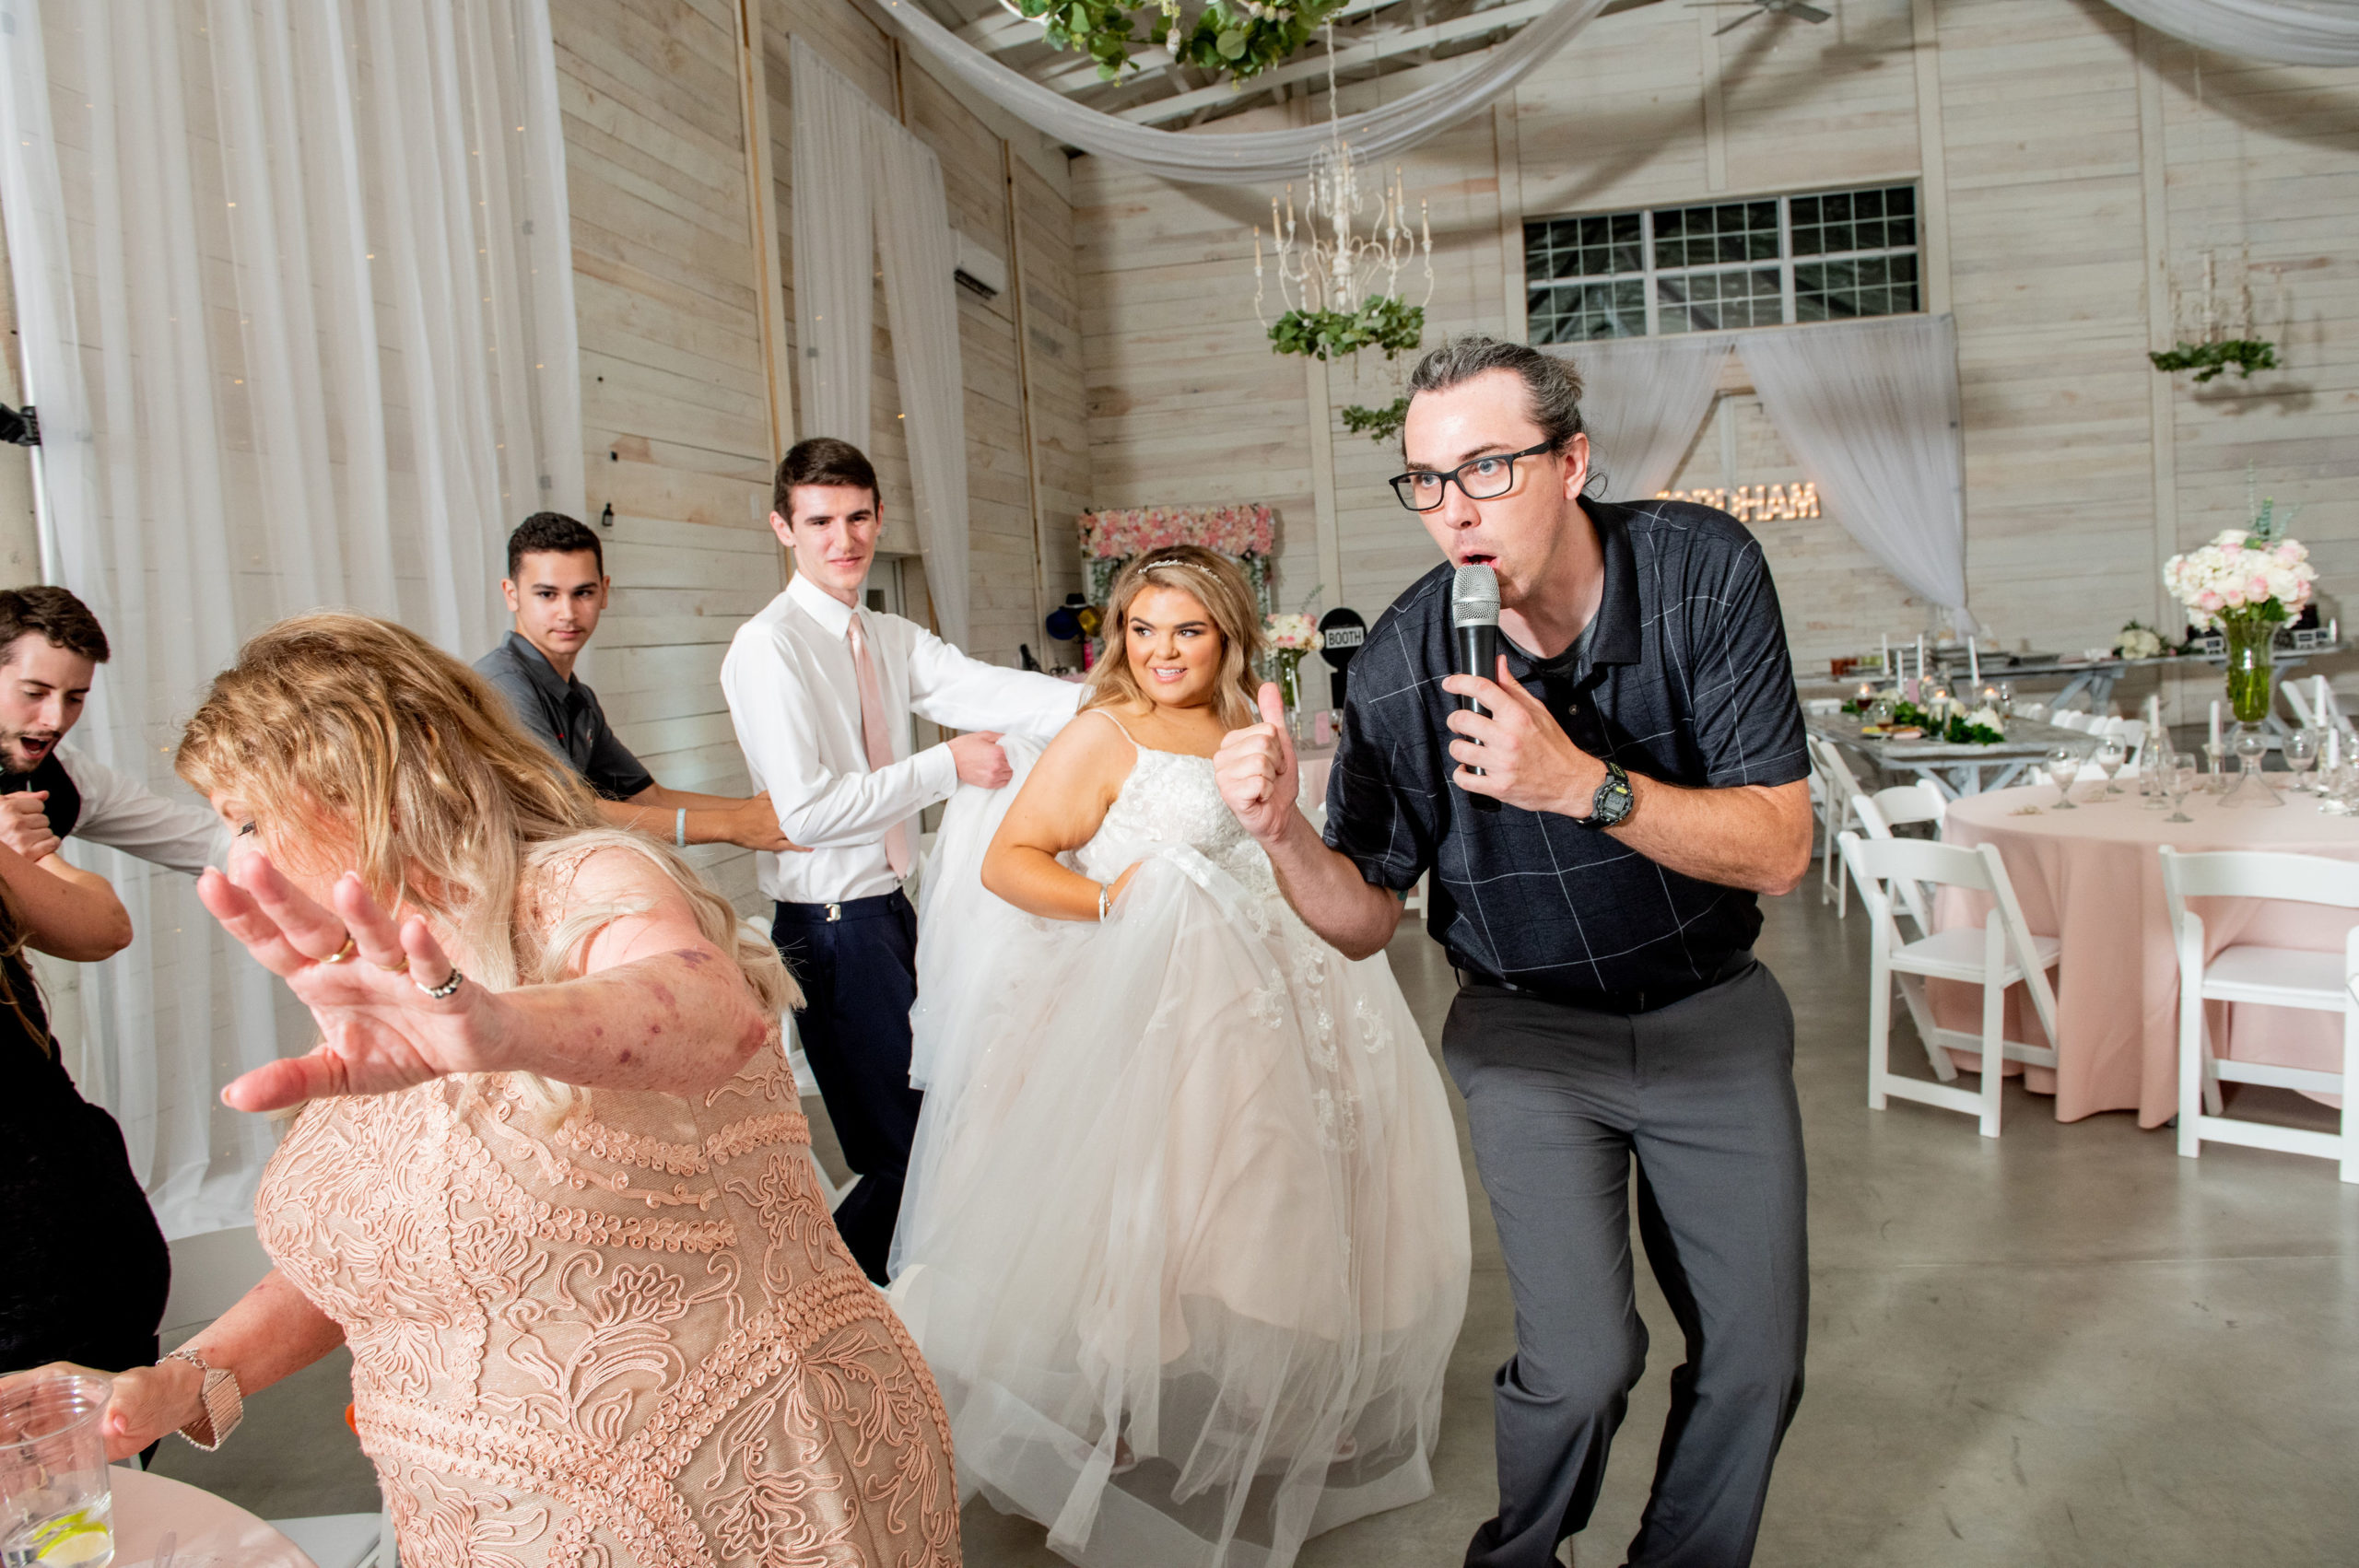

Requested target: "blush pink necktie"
[{"left": 847, "top": 616, "right": 911, "bottom": 877}]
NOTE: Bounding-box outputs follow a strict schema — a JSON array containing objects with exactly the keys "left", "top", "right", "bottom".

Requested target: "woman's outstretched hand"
[{"left": 198, "top": 846, "right": 511, "bottom": 1111}]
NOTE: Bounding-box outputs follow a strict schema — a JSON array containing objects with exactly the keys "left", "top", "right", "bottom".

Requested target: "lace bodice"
[
  {"left": 253, "top": 1041, "right": 957, "bottom": 1567},
  {"left": 1073, "top": 727, "right": 1275, "bottom": 901}
]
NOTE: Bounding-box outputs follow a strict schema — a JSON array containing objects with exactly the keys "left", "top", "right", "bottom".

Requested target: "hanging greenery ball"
[{"left": 1015, "top": 0, "right": 1351, "bottom": 83}]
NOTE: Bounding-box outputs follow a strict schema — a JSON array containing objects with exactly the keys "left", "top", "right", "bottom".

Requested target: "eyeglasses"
[{"left": 1389, "top": 439, "right": 1560, "bottom": 512}]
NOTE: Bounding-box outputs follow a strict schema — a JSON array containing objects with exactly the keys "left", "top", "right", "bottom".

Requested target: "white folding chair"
[
  {"left": 1809, "top": 735, "right": 1872, "bottom": 917},
  {"left": 1849, "top": 781, "right": 1948, "bottom": 936},
  {"left": 2050, "top": 709, "right": 2091, "bottom": 732},
  {"left": 1838, "top": 832, "right": 2061, "bottom": 1136},
  {"left": 2284, "top": 679, "right": 2357, "bottom": 741},
  {"left": 2159, "top": 848, "right": 2359, "bottom": 1182},
  {"left": 2018, "top": 701, "right": 2049, "bottom": 720}
]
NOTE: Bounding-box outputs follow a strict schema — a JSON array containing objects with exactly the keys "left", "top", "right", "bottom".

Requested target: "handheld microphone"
[{"left": 1450, "top": 563, "right": 1501, "bottom": 812}]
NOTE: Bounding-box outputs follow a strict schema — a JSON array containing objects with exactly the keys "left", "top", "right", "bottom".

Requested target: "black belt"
[
  {"left": 1452, "top": 950, "right": 1755, "bottom": 1016},
  {"left": 772, "top": 888, "right": 910, "bottom": 925}
]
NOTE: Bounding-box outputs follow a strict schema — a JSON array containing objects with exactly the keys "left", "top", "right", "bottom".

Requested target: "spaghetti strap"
[{"left": 1090, "top": 708, "right": 1144, "bottom": 750}]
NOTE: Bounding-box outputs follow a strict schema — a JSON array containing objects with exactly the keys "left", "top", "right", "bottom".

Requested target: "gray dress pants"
[{"left": 1443, "top": 961, "right": 1808, "bottom": 1568}]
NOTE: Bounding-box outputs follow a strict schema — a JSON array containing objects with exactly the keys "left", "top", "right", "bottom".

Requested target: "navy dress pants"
[{"left": 771, "top": 890, "right": 922, "bottom": 1283}]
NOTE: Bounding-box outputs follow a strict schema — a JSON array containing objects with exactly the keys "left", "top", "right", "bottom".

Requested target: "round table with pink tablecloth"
[{"left": 1932, "top": 785, "right": 2359, "bottom": 1128}]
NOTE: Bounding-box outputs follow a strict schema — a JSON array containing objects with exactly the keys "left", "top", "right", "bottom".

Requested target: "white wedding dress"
[{"left": 890, "top": 714, "right": 1471, "bottom": 1568}]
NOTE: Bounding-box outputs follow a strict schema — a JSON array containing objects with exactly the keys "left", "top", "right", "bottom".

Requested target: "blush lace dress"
[
  {"left": 253, "top": 903, "right": 958, "bottom": 1567},
  {"left": 889, "top": 719, "right": 1471, "bottom": 1568}
]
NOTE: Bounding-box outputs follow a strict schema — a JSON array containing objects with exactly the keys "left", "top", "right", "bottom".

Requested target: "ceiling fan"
[{"left": 1689, "top": 0, "right": 1834, "bottom": 34}]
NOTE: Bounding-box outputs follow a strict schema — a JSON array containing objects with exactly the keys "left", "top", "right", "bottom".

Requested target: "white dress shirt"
[
  {"left": 56, "top": 744, "right": 232, "bottom": 874},
  {"left": 722, "top": 573, "right": 1081, "bottom": 905}
]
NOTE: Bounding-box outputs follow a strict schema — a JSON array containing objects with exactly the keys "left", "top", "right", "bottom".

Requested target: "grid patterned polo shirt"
[{"left": 1322, "top": 497, "right": 1810, "bottom": 1009}]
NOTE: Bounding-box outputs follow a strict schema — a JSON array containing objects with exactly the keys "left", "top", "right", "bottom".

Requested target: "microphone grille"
[{"left": 1450, "top": 562, "right": 1500, "bottom": 626}]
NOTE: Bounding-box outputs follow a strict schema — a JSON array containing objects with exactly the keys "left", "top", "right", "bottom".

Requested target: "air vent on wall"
[{"left": 953, "top": 229, "right": 1007, "bottom": 298}]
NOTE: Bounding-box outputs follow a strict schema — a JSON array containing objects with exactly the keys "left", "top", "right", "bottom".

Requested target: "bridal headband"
[{"left": 1138, "top": 555, "right": 1223, "bottom": 580}]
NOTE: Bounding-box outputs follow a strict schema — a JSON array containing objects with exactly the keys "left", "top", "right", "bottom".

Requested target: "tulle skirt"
[{"left": 891, "top": 755, "right": 1470, "bottom": 1568}]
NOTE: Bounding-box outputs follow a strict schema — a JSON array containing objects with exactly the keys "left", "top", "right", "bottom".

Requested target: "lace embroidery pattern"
[{"left": 258, "top": 1041, "right": 954, "bottom": 1567}]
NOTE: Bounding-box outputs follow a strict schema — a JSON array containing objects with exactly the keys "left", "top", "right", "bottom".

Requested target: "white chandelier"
[{"left": 1250, "top": 32, "right": 1433, "bottom": 328}]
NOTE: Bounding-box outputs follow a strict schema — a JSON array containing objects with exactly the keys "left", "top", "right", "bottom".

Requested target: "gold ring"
[
  {"left": 374, "top": 954, "right": 410, "bottom": 975},
  {"left": 318, "top": 934, "right": 358, "bottom": 965}
]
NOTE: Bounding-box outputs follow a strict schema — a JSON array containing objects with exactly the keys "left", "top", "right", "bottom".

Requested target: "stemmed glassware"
[
  {"left": 2283, "top": 727, "right": 2320, "bottom": 794},
  {"left": 2094, "top": 735, "right": 2128, "bottom": 796},
  {"left": 2045, "top": 745, "right": 2081, "bottom": 810},
  {"left": 2202, "top": 737, "right": 2227, "bottom": 793},
  {"left": 2165, "top": 752, "right": 2199, "bottom": 824}
]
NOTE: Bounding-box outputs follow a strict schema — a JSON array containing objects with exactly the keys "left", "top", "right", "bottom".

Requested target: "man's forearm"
[
  {"left": 1604, "top": 777, "right": 1812, "bottom": 896},
  {"left": 1262, "top": 809, "right": 1404, "bottom": 962}
]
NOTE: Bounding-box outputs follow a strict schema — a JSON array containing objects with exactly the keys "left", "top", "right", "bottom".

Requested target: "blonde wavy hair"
[
  {"left": 174, "top": 613, "right": 795, "bottom": 1106},
  {"left": 1082, "top": 545, "right": 1266, "bottom": 731}
]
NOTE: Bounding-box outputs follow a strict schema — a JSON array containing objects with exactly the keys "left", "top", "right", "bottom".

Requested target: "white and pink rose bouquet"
[
  {"left": 1264, "top": 612, "right": 1320, "bottom": 652},
  {"left": 2164, "top": 529, "right": 2317, "bottom": 630}
]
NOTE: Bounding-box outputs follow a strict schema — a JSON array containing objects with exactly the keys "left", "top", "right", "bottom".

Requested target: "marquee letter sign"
[{"left": 1653, "top": 482, "right": 1820, "bottom": 524}]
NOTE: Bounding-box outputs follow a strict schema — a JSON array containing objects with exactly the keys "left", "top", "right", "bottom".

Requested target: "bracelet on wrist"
[
  {"left": 1097, "top": 882, "right": 1111, "bottom": 921},
  {"left": 161, "top": 1346, "right": 244, "bottom": 1451},
  {"left": 675, "top": 807, "right": 688, "bottom": 848}
]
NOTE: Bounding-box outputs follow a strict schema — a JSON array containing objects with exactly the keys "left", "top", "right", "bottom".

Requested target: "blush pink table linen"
[
  {"left": 108, "top": 1466, "right": 320, "bottom": 1568},
  {"left": 1932, "top": 786, "right": 2359, "bottom": 1128}
]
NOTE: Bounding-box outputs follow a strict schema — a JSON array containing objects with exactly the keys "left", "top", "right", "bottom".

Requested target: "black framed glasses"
[{"left": 1389, "top": 439, "right": 1560, "bottom": 512}]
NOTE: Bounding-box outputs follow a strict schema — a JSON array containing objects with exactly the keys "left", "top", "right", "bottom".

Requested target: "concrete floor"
[{"left": 158, "top": 886, "right": 2359, "bottom": 1565}]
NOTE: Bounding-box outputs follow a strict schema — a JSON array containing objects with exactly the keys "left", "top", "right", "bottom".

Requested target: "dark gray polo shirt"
[
  {"left": 474, "top": 631, "right": 655, "bottom": 802},
  {"left": 1323, "top": 497, "right": 1810, "bottom": 1010}
]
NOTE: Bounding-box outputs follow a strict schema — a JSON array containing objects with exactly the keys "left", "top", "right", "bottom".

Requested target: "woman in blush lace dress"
[
  {"left": 891, "top": 546, "right": 1470, "bottom": 1568},
  {"left": 62, "top": 614, "right": 957, "bottom": 1568}
]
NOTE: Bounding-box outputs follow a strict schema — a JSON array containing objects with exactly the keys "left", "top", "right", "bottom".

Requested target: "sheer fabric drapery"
[
  {"left": 1739, "top": 315, "right": 1971, "bottom": 626},
  {"left": 789, "top": 38, "right": 974, "bottom": 649},
  {"left": 1547, "top": 334, "right": 1732, "bottom": 501},
  {"left": 0, "top": 0, "right": 581, "bottom": 1236},
  {"left": 2104, "top": 0, "right": 2359, "bottom": 66},
  {"left": 874, "top": 0, "right": 1613, "bottom": 186},
  {"left": 790, "top": 40, "right": 874, "bottom": 447}
]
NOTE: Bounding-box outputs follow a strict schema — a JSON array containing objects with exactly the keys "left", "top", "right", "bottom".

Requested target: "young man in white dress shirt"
[
  {"left": 0, "top": 587, "right": 229, "bottom": 878},
  {"left": 722, "top": 437, "right": 1080, "bottom": 1281}
]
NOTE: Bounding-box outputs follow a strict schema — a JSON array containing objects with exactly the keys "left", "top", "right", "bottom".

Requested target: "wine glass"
[
  {"left": 1995, "top": 681, "right": 2014, "bottom": 719},
  {"left": 2045, "top": 745, "right": 2080, "bottom": 809},
  {"left": 2283, "top": 727, "right": 2320, "bottom": 794},
  {"left": 2094, "top": 735, "right": 2128, "bottom": 796},
  {"left": 2202, "top": 737, "right": 2227, "bottom": 792},
  {"left": 2165, "top": 751, "right": 2198, "bottom": 824}
]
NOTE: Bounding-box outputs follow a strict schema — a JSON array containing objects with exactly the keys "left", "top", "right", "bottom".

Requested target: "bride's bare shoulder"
[{"left": 1030, "top": 705, "right": 1141, "bottom": 789}]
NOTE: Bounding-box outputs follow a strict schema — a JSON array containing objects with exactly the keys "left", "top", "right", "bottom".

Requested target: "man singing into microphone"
[{"left": 1215, "top": 336, "right": 1813, "bottom": 1568}]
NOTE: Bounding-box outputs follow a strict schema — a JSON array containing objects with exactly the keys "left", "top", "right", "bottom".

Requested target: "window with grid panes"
[{"left": 1525, "top": 185, "right": 1919, "bottom": 342}]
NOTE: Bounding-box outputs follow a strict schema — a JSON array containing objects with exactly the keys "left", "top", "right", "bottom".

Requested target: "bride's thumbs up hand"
[{"left": 1215, "top": 681, "right": 1298, "bottom": 848}]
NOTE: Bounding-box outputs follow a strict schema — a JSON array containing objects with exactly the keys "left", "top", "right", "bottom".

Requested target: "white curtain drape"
[
  {"left": 874, "top": 0, "right": 1614, "bottom": 186},
  {"left": 790, "top": 38, "right": 973, "bottom": 648},
  {"left": 1739, "top": 315, "right": 1971, "bottom": 627},
  {"left": 2103, "top": 0, "right": 2359, "bottom": 66},
  {"left": 871, "top": 131, "right": 973, "bottom": 651},
  {"left": 0, "top": 0, "right": 581, "bottom": 1237},
  {"left": 1546, "top": 334, "right": 1732, "bottom": 501},
  {"left": 790, "top": 40, "right": 874, "bottom": 445}
]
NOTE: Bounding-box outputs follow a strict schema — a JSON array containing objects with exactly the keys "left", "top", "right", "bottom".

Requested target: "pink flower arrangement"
[
  {"left": 2164, "top": 527, "right": 2317, "bottom": 630},
  {"left": 1078, "top": 505, "right": 1275, "bottom": 561}
]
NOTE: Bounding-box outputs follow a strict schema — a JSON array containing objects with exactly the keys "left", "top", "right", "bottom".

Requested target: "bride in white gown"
[{"left": 890, "top": 545, "right": 1470, "bottom": 1568}]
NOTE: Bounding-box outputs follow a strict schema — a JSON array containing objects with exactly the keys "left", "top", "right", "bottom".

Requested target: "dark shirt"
[
  {"left": 1323, "top": 497, "right": 1810, "bottom": 1009},
  {"left": 475, "top": 632, "right": 655, "bottom": 802},
  {"left": 0, "top": 751, "right": 82, "bottom": 841},
  {"left": 0, "top": 948, "right": 171, "bottom": 1374}
]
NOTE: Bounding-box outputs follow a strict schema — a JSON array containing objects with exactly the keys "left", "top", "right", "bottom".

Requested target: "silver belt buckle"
[{"left": 824, "top": 902, "right": 842, "bottom": 923}]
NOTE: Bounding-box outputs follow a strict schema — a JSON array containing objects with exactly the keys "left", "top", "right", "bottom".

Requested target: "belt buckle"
[{"left": 824, "top": 902, "right": 841, "bottom": 923}]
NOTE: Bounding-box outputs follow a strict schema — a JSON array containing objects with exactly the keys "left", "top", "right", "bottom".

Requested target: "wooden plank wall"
[
  {"left": 556, "top": 0, "right": 1088, "bottom": 911},
  {"left": 1073, "top": 0, "right": 2359, "bottom": 707}
]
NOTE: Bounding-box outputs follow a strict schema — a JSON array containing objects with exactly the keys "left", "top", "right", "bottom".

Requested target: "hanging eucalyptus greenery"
[
  {"left": 1339, "top": 396, "right": 1409, "bottom": 445},
  {"left": 1012, "top": 0, "right": 1351, "bottom": 83},
  {"left": 2148, "top": 338, "right": 2279, "bottom": 383},
  {"left": 1267, "top": 296, "right": 1426, "bottom": 361}
]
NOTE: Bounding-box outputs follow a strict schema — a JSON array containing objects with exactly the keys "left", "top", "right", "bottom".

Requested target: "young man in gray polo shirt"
[
  {"left": 1215, "top": 337, "right": 1814, "bottom": 1568},
  {"left": 476, "top": 513, "right": 795, "bottom": 854}
]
